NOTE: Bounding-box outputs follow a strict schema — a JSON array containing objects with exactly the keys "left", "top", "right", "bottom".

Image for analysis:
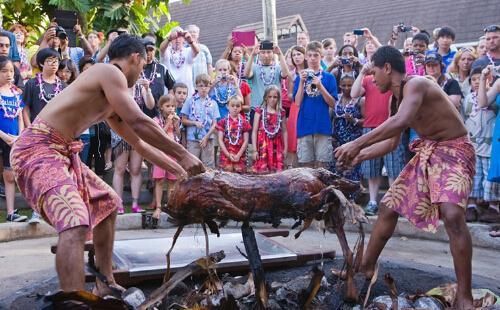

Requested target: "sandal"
[{"left": 489, "top": 226, "right": 500, "bottom": 238}]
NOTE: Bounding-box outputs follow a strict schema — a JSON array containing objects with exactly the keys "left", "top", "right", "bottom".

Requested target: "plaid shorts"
[
  {"left": 361, "top": 128, "right": 407, "bottom": 179},
  {"left": 471, "top": 155, "right": 500, "bottom": 202}
]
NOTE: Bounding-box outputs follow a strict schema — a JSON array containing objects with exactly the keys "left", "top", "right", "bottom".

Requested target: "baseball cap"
[
  {"left": 143, "top": 39, "right": 155, "bottom": 49},
  {"left": 424, "top": 52, "right": 442, "bottom": 64}
]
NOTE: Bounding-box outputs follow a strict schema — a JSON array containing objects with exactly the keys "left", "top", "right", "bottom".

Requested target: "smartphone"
[
  {"left": 260, "top": 41, "right": 274, "bottom": 50},
  {"left": 353, "top": 29, "right": 364, "bottom": 35}
]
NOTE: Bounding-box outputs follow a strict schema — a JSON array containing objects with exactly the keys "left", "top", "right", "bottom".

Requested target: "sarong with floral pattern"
[
  {"left": 10, "top": 118, "right": 121, "bottom": 236},
  {"left": 380, "top": 135, "right": 475, "bottom": 233}
]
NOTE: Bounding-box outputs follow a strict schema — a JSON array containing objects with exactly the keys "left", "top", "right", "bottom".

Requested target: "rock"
[
  {"left": 371, "top": 295, "right": 413, "bottom": 309},
  {"left": 413, "top": 296, "right": 445, "bottom": 309}
]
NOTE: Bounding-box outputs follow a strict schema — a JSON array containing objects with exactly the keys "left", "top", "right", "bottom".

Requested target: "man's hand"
[
  {"left": 178, "top": 151, "right": 205, "bottom": 176},
  {"left": 194, "top": 121, "right": 203, "bottom": 129},
  {"left": 73, "top": 24, "right": 82, "bottom": 36},
  {"left": 199, "top": 135, "right": 209, "bottom": 148},
  {"left": 184, "top": 32, "right": 194, "bottom": 44},
  {"left": 334, "top": 140, "right": 362, "bottom": 168},
  {"left": 361, "top": 28, "right": 373, "bottom": 39},
  {"left": 299, "top": 69, "right": 308, "bottom": 81},
  {"left": 251, "top": 45, "right": 260, "bottom": 56},
  {"left": 137, "top": 78, "right": 150, "bottom": 90},
  {"left": 273, "top": 45, "right": 282, "bottom": 55},
  {"left": 481, "top": 65, "right": 493, "bottom": 77},
  {"left": 311, "top": 75, "right": 322, "bottom": 88},
  {"left": 43, "top": 28, "right": 56, "bottom": 43},
  {"left": 360, "top": 62, "right": 374, "bottom": 75},
  {"left": 4, "top": 134, "right": 17, "bottom": 146},
  {"left": 108, "top": 32, "right": 119, "bottom": 42}
]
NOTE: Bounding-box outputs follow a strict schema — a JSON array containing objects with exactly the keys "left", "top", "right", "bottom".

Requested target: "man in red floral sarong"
[
  {"left": 335, "top": 46, "right": 475, "bottom": 310},
  {"left": 10, "top": 35, "right": 204, "bottom": 297}
]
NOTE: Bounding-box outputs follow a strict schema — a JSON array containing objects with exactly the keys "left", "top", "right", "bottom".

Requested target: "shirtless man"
[
  {"left": 10, "top": 35, "right": 204, "bottom": 296},
  {"left": 335, "top": 46, "right": 475, "bottom": 309}
]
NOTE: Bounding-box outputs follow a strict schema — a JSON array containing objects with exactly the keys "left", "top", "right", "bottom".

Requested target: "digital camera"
[
  {"left": 397, "top": 23, "right": 412, "bottom": 33},
  {"left": 55, "top": 26, "right": 67, "bottom": 40},
  {"left": 341, "top": 57, "right": 351, "bottom": 65}
]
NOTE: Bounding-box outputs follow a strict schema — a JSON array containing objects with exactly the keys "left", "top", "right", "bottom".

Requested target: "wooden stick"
[{"left": 139, "top": 251, "right": 226, "bottom": 310}]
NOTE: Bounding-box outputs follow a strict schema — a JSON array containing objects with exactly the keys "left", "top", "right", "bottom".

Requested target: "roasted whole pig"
[
  {"left": 163, "top": 167, "right": 364, "bottom": 234},
  {"left": 162, "top": 167, "right": 367, "bottom": 303}
]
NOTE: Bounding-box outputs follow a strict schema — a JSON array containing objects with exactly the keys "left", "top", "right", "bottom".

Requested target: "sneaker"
[
  {"left": 465, "top": 207, "right": 478, "bottom": 222},
  {"left": 131, "top": 203, "right": 145, "bottom": 213},
  {"left": 364, "top": 201, "right": 379, "bottom": 216},
  {"left": 6, "top": 209, "right": 28, "bottom": 222},
  {"left": 117, "top": 206, "right": 125, "bottom": 215},
  {"left": 0, "top": 184, "right": 5, "bottom": 199},
  {"left": 28, "top": 211, "right": 42, "bottom": 224}
]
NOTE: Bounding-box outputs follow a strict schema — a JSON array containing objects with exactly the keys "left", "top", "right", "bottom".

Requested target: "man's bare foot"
[
  {"left": 92, "top": 279, "right": 125, "bottom": 298},
  {"left": 454, "top": 297, "right": 474, "bottom": 310}
]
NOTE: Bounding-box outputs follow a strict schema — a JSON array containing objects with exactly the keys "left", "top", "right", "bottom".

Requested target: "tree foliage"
[{"left": 1, "top": 0, "right": 188, "bottom": 40}]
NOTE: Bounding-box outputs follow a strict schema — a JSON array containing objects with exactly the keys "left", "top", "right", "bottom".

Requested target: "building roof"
[{"left": 168, "top": 0, "right": 499, "bottom": 61}]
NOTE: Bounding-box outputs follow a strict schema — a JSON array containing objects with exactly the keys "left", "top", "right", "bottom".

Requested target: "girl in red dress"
[
  {"left": 152, "top": 95, "right": 180, "bottom": 219},
  {"left": 216, "top": 95, "right": 251, "bottom": 173},
  {"left": 251, "top": 85, "right": 288, "bottom": 174}
]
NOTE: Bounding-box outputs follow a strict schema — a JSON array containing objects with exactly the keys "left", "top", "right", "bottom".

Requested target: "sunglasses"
[
  {"left": 459, "top": 47, "right": 474, "bottom": 53},
  {"left": 484, "top": 25, "right": 500, "bottom": 33}
]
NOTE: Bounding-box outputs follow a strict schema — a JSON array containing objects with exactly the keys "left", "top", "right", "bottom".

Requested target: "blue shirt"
[
  {"left": 0, "top": 94, "right": 24, "bottom": 135},
  {"left": 428, "top": 48, "right": 456, "bottom": 71},
  {"left": 180, "top": 95, "right": 220, "bottom": 141},
  {"left": 3, "top": 31, "right": 20, "bottom": 62},
  {"left": 293, "top": 71, "right": 338, "bottom": 137}
]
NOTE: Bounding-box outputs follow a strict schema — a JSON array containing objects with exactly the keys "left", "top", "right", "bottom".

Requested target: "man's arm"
[
  {"left": 275, "top": 45, "right": 290, "bottom": 79},
  {"left": 73, "top": 24, "right": 93, "bottom": 56},
  {"left": 100, "top": 65, "right": 203, "bottom": 174},
  {"left": 314, "top": 75, "right": 335, "bottom": 108},
  {"left": 336, "top": 78, "right": 426, "bottom": 163},
  {"left": 478, "top": 66, "right": 499, "bottom": 108},
  {"left": 244, "top": 45, "right": 259, "bottom": 79},
  {"left": 293, "top": 71, "right": 306, "bottom": 107},
  {"left": 106, "top": 115, "right": 187, "bottom": 179},
  {"left": 351, "top": 64, "right": 370, "bottom": 98}
]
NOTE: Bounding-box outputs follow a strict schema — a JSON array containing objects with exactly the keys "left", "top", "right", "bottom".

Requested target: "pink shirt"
[
  {"left": 362, "top": 76, "right": 392, "bottom": 128},
  {"left": 405, "top": 56, "right": 425, "bottom": 76}
]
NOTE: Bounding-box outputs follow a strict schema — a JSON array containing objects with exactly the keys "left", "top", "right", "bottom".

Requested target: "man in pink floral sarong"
[
  {"left": 335, "top": 46, "right": 475, "bottom": 310},
  {"left": 10, "top": 35, "right": 204, "bottom": 297}
]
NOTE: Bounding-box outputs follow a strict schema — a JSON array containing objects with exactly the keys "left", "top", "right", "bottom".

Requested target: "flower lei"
[
  {"left": 214, "top": 82, "right": 236, "bottom": 106},
  {"left": 258, "top": 61, "right": 276, "bottom": 86},
  {"left": 132, "top": 83, "right": 144, "bottom": 107},
  {"left": 0, "top": 86, "right": 23, "bottom": 119},
  {"left": 226, "top": 114, "right": 243, "bottom": 145},
  {"left": 190, "top": 94, "right": 211, "bottom": 127},
  {"left": 37, "top": 73, "right": 62, "bottom": 104},
  {"left": 261, "top": 107, "right": 281, "bottom": 138},
  {"left": 304, "top": 70, "right": 323, "bottom": 97},
  {"left": 169, "top": 44, "right": 186, "bottom": 69},
  {"left": 334, "top": 94, "right": 357, "bottom": 119},
  {"left": 142, "top": 61, "right": 157, "bottom": 85}
]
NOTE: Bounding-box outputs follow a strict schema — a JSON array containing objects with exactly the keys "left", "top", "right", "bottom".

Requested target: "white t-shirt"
[{"left": 162, "top": 45, "right": 195, "bottom": 97}]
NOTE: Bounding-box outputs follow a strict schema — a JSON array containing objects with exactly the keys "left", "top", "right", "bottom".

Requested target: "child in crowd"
[
  {"left": 0, "top": 56, "right": 27, "bottom": 222},
  {"left": 211, "top": 59, "right": 244, "bottom": 118},
  {"left": 463, "top": 67, "right": 500, "bottom": 221},
  {"left": 405, "top": 33, "right": 429, "bottom": 76},
  {"left": 181, "top": 74, "right": 220, "bottom": 168},
  {"left": 329, "top": 75, "right": 364, "bottom": 182},
  {"left": 22, "top": 48, "right": 66, "bottom": 224},
  {"left": 173, "top": 82, "right": 188, "bottom": 146},
  {"left": 216, "top": 95, "right": 251, "bottom": 173},
  {"left": 252, "top": 85, "right": 287, "bottom": 173},
  {"left": 56, "top": 59, "right": 78, "bottom": 85},
  {"left": 152, "top": 95, "right": 181, "bottom": 219},
  {"left": 322, "top": 38, "right": 337, "bottom": 69}
]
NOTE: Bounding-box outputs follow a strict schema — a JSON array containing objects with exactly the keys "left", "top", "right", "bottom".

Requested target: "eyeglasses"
[
  {"left": 44, "top": 58, "right": 60, "bottom": 65},
  {"left": 484, "top": 25, "right": 500, "bottom": 33},
  {"left": 0, "top": 43, "right": 11, "bottom": 48}
]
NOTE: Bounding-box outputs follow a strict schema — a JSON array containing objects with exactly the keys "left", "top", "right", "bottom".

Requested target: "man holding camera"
[
  {"left": 159, "top": 27, "right": 199, "bottom": 98},
  {"left": 472, "top": 25, "right": 500, "bottom": 76},
  {"left": 293, "top": 41, "right": 337, "bottom": 168}
]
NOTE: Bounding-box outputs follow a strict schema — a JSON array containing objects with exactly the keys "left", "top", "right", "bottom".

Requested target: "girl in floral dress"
[
  {"left": 216, "top": 95, "right": 251, "bottom": 173},
  {"left": 152, "top": 95, "right": 181, "bottom": 219},
  {"left": 329, "top": 75, "right": 364, "bottom": 182},
  {"left": 251, "top": 85, "right": 288, "bottom": 173}
]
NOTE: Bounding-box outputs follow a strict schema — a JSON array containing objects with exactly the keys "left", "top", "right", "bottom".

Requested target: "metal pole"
[{"left": 262, "top": 0, "right": 277, "bottom": 43}]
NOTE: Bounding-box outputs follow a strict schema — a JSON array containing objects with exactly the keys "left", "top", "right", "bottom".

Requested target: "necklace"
[
  {"left": 37, "top": 73, "right": 62, "bottom": 104},
  {"left": 304, "top": 70, "right": 323, "bottom": 97},
  {"left": 0, "top": 85, "right": 23, "bottom": 119},
  {"left": 132, "top": 84, "right": 144, "bottom": 107},
  {"left": 261, "top": 107, "right": 281, "bottom": 138},
  {"left": 169, "top": 45, "right": 186, "bottom": 69},
  {"left": 334, "top": 95, "right": 356, "bottom": 118},
  {"left": 258, "top": 62, "right": 276, "bottom": 86},
  {"left": 142, "top": 62, "right": 157, "bottom": 85},
  {"left": 486, "top": 52, "right": 496, "bottom": 66},
  {"left": 190, "top": 94, "right": 211, "bottom": 127},
  {"left": 226, "top": 114, "right": 243, "bottom": 145},
  {"left": 214, "top": 82, "right": 236, "bottom": 106}
]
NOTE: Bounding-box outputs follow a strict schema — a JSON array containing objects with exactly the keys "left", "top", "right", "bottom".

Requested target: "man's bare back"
[
  {"left": 404, "top": 76, "right": 467, "bottom": 141},
  {"left": 37, "top": 64, "right": 131, "bottom": 140}
]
